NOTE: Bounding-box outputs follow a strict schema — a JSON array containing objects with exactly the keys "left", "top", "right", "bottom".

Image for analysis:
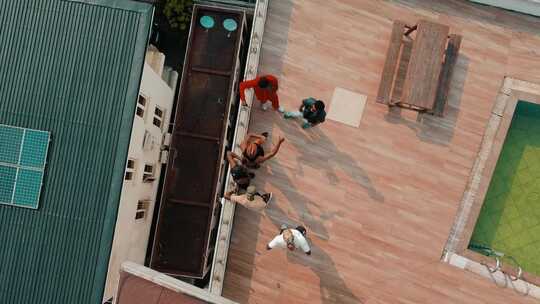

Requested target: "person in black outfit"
[
  {"left": 227, "top": 151, "right": 254, "bottom": 191},
  {"left": 284, "top": 98, "right": 326, "bottom": 129}
]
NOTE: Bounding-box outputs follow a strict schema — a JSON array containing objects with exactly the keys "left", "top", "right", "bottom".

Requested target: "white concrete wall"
[
  {"left": 103, "top": 58, "right": 175, "bottom": 301},
  {"left": 470, "top": 0, "right": 540, "bottom": 16},
  {"left": 117, "top": 262, "right": 238, "bottom": 304}
]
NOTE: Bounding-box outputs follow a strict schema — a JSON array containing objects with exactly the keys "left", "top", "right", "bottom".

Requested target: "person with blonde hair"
[{"left": 231, "top": 132, "right": 285, "bottom": 169}]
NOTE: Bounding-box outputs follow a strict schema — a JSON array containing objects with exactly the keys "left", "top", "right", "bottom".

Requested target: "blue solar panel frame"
[{"left": 0, "top": 124, "right": 51, "bottom": 209}]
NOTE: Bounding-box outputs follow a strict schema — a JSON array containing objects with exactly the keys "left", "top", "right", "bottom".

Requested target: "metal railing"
[{"left": 469, "top": 243, "right": 523, "bottom": 280}]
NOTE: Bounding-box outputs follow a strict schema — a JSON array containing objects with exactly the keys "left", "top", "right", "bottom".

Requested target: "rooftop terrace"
[{"left": 221, "top": 0, "right": 540, "bottom": 303}]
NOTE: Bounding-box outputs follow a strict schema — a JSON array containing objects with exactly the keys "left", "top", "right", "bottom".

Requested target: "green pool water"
[{"left": 470, "top": 101, "right": 540, "bottom": 277}]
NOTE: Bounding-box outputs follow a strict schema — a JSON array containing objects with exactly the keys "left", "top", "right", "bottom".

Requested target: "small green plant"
[{"left": 162, "top": 0, "right": 193, "bottom": 30}]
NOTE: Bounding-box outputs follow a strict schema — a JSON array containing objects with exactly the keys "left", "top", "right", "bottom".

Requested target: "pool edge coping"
[{"left": 443, "top": 77, "right": 540, "bottom": 299}]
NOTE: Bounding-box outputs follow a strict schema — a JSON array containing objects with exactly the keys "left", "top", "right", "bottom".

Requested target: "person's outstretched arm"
[
  {"left": 224, "top": 190, "right": 233, "bottom": 200},
  {"left": 239, "top": 79, "right": 258, "bottom": 106},
  {"left": 299, "top": 101, "right": 305, "bottom": 112},
  {"left": 266, "top": 234, "right": 283, "bottom": 250},
  {"left": 297, "top": 233, "right": 311, "bottom": 255},
  {"left": 227, "top": 151, "right": 241, "bottom": 165},
  {"left": 258, "top": 136, "right": 285, "bottom": 163}
]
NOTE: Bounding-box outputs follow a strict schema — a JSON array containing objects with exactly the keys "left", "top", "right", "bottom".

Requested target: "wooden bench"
[
  {"left": 433, "top": 34, "right": 462, "bottom": 116},
  {"left": 376, "top": 20, "right": 406, "bottom": 105}
]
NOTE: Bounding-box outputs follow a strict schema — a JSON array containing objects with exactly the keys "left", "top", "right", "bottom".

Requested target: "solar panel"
[
  {"left": 0, "top": 126, "right": 23, "bottom": 164},
  {"left": 0, "top": 124, "right": 50, "bottom": 209},
  {"left": 20, "top": 130, "right": 50, "bottom": 168},
  {"left": 0, "top": 166, "right": 17, "bottom": 203},
  {"left": 14, "top": 169, "right": 45, "bottom": 207}
]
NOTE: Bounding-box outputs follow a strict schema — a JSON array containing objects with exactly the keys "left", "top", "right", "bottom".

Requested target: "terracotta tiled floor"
[{"left": 223, "top": 0, "right": 540, "bottom": 303}]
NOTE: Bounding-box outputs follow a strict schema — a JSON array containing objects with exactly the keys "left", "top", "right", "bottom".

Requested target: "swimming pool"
[{"left": 469, "top": 101, "right": 540, "bottom": 277}]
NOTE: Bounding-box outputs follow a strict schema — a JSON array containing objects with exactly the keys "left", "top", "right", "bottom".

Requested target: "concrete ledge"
[
  {"left": 469, "top": 0, "right": 540, "bottom": 17},
  {"left": 444, "top": 98, "right": 503, "bottom": 253},
  {"left": 446, "top": 253, "right": 540, "bottom": 299},
  {"left": 117, "top": 262, "right": 237, "bottom": 304},
  {"left": 208, "top": 0, "right": 269, "bottom": 295}
]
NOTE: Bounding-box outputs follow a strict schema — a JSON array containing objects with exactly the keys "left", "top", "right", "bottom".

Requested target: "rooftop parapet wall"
[
  {"left": 115, "top": 262, "right": 238, "bottom": 304},
  {"left": 469, "top": 0, "right": 540, "bottom": 16}
]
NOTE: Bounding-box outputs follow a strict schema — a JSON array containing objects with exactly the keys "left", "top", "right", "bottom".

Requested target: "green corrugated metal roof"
[{"left": 0, "top": 0, "right": 152, "bottom": 303}]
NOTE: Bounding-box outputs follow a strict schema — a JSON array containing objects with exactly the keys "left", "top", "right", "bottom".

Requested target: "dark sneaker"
[
  {"left": 296, "top": 225, "right": 307, "bottom": 236},
  {"left": 248, "top": 172, "right": 255, "bottom": 178},
  {"left": 262, "top": 192, "right": 273, "bottom": 205},
  {"left": 261, "top": 132, "right": 269, "bottom": 138}
]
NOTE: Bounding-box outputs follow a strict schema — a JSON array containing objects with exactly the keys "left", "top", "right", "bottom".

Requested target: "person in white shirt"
[{"left": 266, "top": 225, "right": 311, "bottom": 255}]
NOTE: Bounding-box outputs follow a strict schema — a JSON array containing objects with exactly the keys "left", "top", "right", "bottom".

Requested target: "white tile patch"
[{"left": 327, "top": 87, "right": 367, "bottom": 128}]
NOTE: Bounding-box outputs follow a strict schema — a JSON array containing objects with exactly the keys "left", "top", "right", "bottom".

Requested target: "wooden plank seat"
[
  {"left": 376, "top": 20, "right": 406, "bottom": 105},
  {"left": 433, "top": 34, "right": 462, "bottom": 116}
]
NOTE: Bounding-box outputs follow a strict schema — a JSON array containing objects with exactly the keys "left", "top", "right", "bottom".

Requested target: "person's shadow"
[
  {"left": 262, "top": 160, "right": 342, "bottom": 241},
  {"left": 248, "top": 131, "right": 362, "bottom": 303},
  {"left": 279, "top": 119, "right": 384, "bottom": 203},
  {"left": 383, "top": 56, "right": 469, "bottom": 147},
  {"left": 233, "top": 93, "right": 378, "bottom": 303},
  {"left": 264, "top": 206, "right": 363, "bottom": 304},
  {"left": 286, "top": 244, "right": 364, "bottom": 304}
]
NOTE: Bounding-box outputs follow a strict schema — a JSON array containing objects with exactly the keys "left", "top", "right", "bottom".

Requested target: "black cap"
[{"left": 258, "top": 77, "right": 270, "bottom": 88}]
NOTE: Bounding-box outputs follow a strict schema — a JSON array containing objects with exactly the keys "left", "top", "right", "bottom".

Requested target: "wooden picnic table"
[
  {"left": 396, "top": 20, "right": 449, "bottom": 111},
  {"left": 377, "top": 19, "right": 461, "bottom": 116}
]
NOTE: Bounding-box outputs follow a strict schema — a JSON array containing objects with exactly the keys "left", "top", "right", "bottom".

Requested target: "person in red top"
[{"left": 239, "top": 75, "right": 284, "bottom": 112}]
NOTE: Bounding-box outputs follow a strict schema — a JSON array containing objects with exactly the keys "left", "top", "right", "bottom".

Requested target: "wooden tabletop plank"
[{"left": 401, "top": 20, "right": 450, "bottom": 110}]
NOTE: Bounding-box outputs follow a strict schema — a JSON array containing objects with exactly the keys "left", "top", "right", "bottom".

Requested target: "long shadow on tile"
[
  {"left": 281, "top": 120, "right": 384, "bottom": 203},
  {"left": 264, "top": 207, "right": 363, "bottom": 304},
  {"left": 383, "top": 56, "right": 469, "bottom": 147}
]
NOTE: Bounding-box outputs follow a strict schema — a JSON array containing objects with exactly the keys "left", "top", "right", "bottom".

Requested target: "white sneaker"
[
  {"left": 277, "top": 106, "right": 285, "bottom": 113},
  {"left": 261, "top": 102, "right": 270, "bottom": 111}
]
